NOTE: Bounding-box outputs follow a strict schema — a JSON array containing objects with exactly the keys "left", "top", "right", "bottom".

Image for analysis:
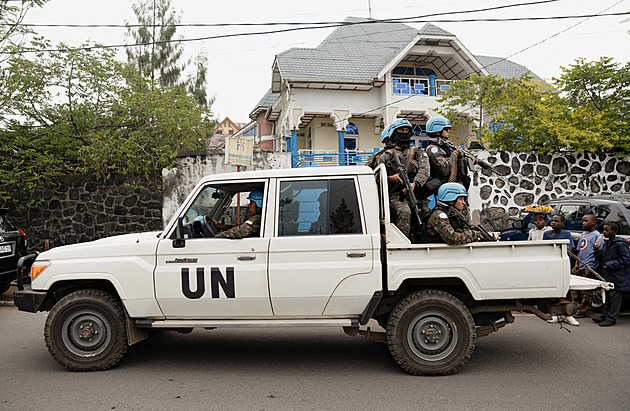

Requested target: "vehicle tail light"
[{"left": 18, "top": 229, "right": 27, "bottom": 245}]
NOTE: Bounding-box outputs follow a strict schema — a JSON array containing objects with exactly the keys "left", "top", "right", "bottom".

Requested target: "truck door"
[
  {"left": 268, "top": 177, "right": 375, "bottom": 316},
  {"left": 154, "top": 181, "right": 272, "bottom": 318}
]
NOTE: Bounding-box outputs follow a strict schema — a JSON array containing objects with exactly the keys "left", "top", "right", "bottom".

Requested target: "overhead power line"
[
  {"left": 15, "top": 0, "right": 565, "bottom": 28},
  {"left": 2, "top": 12, "right": 627, "bottom": 55}
]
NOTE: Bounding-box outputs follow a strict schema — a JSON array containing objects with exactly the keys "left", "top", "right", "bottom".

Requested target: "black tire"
[
  {"left": 386, "top": 289, "right": 476, "bottom": 376},
  {"left": 44, "top": 290, "right": 129, "bottom": 371},
  {"left": 0, "top": 282, "right": 11, "bottom": 295}
]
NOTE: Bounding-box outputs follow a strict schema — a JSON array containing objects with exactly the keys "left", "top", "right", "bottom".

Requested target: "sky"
[{"left": 20, "top": 0, "right": 630, "bottom": 123}]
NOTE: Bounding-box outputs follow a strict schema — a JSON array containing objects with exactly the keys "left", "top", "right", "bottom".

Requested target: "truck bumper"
[
  {"left": 13, "top": 287, "right": 47, "bottom": 313},
  {"left": 569, "top": 275, "right": 614, "bottom": 291}
]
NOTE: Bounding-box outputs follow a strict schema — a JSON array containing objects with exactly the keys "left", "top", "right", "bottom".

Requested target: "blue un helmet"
[
  {"left": 247, "top": 189, "right": 264, "bottom": 208},
  {"left": 426, "top": 116, "right": 452, "bottom": 134},
  {"left": 437, "top": 182, "right": 467, "bottom": 203},
  {"left": 381, "top": 118, "right": 412, "bottom": 141}
]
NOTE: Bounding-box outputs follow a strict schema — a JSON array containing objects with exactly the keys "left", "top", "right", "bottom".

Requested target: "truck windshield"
[{"left": 184, "top": 187, "right": 228, "bottom": 224}]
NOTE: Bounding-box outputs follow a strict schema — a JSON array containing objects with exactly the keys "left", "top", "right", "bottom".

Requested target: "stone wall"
[
  {"left": 162, "top": 148, "right": 291, "bottom": 225},
  {"left": 468, "top": 151, "right": 630, "bottom": 231},
  {"left": 9, "top": 174, "right": 162, "bottom": 251}
]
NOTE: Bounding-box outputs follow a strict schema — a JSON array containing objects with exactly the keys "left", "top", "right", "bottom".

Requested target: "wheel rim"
[
  {"left": 61, "top": 309, "right": 112, "bottom": 358},
  {"left": 407, "top": 310, "right": 458, "bottom": 361}
]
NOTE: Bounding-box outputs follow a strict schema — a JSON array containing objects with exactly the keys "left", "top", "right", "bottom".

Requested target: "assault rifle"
[
  {"left": 438, "top": 138, "right": 500, "bottom": 175},
  {"left": 447, "top": 206, "right": 497, "bottom": 242},
  {"left": 391, "top": 150, "right": 423, "bottom": 231}
]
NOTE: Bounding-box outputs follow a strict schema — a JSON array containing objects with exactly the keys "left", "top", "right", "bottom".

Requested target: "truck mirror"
[{"left": 173, "top": 217, "right": 186, "bottom": 248}]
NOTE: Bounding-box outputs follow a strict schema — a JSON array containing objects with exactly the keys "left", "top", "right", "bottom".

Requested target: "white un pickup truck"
[{"left": 14, "top": 165, "right": 611, "bottom": 375}]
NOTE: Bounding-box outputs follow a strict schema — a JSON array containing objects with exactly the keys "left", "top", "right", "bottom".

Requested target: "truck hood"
[{"left": 37, "top": 231, "right": 162, "bottom": 261}]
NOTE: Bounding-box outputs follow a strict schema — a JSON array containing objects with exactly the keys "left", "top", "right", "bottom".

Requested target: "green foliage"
[
  {"left": 0, "top": 38, "right": 213, "bottom": 207},
  {"left": 126, "top": 0, "right": 209, "bottom": 108},
  {"left": 438, "top": 59, "right": 630, "bottom": 154}
]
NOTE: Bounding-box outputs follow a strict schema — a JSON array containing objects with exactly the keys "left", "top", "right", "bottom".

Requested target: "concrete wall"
[{"left": 162, "top": 148, "right": 291, "bottom": 225}]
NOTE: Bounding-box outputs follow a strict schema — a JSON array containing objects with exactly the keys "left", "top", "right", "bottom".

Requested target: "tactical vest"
[{"left": 421, "top": 203, "right": 465, "bottom": 243}]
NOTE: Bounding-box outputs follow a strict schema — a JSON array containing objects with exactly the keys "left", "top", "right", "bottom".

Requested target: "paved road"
[{"left": 1, "top": 304, "right": 628, "bottom": 410}]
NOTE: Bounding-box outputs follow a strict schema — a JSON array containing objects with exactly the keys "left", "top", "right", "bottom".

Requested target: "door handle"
[
  {"left": 346, "top": 251, "right": 366, "bottom": 258},
  {"left": 237, "top": 255, "right": 256, "bottom": 261}
]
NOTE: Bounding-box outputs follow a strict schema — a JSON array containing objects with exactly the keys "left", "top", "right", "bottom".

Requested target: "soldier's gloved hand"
[{"left": 455, "top": 149, "right": 465, "bottom": 158}]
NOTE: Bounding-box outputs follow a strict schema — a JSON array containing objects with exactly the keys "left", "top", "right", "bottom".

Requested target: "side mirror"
[
  {"left": 513, "top": 220, "right": 523, "bottom": 230},
  {"left": 172, "top": 217, "right": 186, "bottom": 248}
]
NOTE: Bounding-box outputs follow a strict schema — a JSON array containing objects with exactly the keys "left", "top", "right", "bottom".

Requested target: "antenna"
[{"left": 368, "top": 0, "right": 372, "bottom": 19}]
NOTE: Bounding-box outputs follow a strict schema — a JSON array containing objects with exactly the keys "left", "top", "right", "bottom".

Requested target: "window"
[
  {"left": 278, "top": 179, "right": 362, "bottom": 236},
  {"left": 557, "top": 205, "right": 584, "bottom": 232},
  {"left": 176, "top": 183, "right": 265, "bottom": 239}
]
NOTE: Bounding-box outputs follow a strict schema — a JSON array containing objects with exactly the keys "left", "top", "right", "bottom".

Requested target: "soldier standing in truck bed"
[{"left": 377, "top": 119, "right": 430, "bottom": 239}]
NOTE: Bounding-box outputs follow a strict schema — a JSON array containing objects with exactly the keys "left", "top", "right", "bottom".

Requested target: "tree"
[
  {"left": 126, "top": 0, "right": 209, "bottom": 107},
  {"left": 438, "top": 64, "right": 630, "bottom": 154},
  {"left": 0, "top": 37, "right": 214, "bottom": 207},
  {"left": 0, "top": 0, "right": 47, "bottom": 62}
]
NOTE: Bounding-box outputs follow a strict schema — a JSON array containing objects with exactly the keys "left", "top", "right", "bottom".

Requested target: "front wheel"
[
  {"left": 44, "top": 290, "right": 129, "bottom": 371},
  {"left": 386, "top": 289, "right": 476, "bottom": 376}
]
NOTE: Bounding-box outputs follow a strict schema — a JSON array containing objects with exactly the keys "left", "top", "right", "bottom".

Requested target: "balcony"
[
  {"left": 392, "top": 77, "right": 454, "bottom": 96},
  {"left": 294, "top": 149, "right": 375, "bottom": 168}
]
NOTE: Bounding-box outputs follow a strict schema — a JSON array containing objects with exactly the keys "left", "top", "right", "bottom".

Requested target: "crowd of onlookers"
[{"left": 529, "top": 212, "right": 630, "bottom": 327}]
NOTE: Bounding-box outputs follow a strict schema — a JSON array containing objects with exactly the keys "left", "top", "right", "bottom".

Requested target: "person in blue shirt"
[
  {"left": 543, "top": 213, "right": 579, "bottom": 326},
  {"left": 571, "top": 214, "right": 600, "bottom": 318}
]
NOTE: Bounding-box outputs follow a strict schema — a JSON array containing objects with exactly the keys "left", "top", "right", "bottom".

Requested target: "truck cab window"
[
  {"left": 278, "top": 179, "right": 362, "bottom": 236},
  {"left": 177, "top": 184, "right": 264, "bottom": 239}
]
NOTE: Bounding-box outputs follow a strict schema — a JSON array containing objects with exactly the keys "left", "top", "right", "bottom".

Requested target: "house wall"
[{"left": 255, "top": 112, "right": 275, "bottom": 150}]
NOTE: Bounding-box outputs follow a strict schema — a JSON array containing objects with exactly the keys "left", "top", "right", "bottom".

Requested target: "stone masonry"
[
  {"left": 468, "top": 151, "right": 630, "bottom": 231},
  {"left": 9, "top": 174, "right": 162, "bottom": 250}
]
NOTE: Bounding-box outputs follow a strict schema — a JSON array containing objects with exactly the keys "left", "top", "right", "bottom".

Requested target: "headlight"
[{"left": 30, "top": 262, "right": 50, "bottom": 281}]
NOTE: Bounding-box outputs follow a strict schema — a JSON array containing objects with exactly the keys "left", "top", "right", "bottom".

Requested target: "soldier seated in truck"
[
  {"left": 212, "top": 190, "right": 263, "bottom": 239},
  {"left": 424, "top": 182, "right": 481, "bottom": 245}
]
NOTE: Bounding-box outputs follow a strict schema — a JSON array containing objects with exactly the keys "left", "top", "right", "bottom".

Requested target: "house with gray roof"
[{"left": 250, "top": 17, "right": 540, "bottom": 166}]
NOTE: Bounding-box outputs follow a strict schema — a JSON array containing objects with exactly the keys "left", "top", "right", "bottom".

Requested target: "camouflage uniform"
[
  {"left": 426, "top": 143, "right": 470, "bottom": 218},
  {"left": 365, "top": 141, "right": 395, "bottom": 170},
  {"left": 424, "top": 203, "right": 480, "bottom": 245},
  {"left": 215, "top": 214, "right": 261, "bottom": 239},
  {"left": 377, "top": 147, "right": 430, "bottom": 238}
]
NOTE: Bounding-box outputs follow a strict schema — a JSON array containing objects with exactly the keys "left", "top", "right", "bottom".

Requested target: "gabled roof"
[
  {"left": 275, "top": 17, "right": 418, "bottom": 83},
  {"left": 274, "top": 17, "right": 539, "bottom": 85},
  {"left": 250, "top": 89, "right": 281, "bottom": 119},
  {"left": 474, "top": 55, "right": 542, "bottom": 80}
]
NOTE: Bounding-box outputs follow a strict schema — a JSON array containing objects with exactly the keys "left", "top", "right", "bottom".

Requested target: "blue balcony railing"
[{"left": 293, "top": 151, "right": 375, "bottom": 168}]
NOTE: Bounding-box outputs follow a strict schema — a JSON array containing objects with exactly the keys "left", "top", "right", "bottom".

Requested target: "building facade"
[{"left": 249, "top": 17, "right": 539, "bottom": 167}]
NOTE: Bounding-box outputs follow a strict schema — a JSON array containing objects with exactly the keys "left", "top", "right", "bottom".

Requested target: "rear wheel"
[
  {"left": 44, "top": 289, "right": 129, "bottom": 371},
  {"left": 386, "top": 289, "right": 476, "bottom": 375}
]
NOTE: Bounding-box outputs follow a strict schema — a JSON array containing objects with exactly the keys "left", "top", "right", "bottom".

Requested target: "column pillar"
[
  {"left": 337, "top": 130, "right": 345, "bottom": 166},
  {"left": 291, "top": 129, "right": 298, "bottom": 168},
  {"left": 429, "top": 74, "right": 437, "bottom": 97}
]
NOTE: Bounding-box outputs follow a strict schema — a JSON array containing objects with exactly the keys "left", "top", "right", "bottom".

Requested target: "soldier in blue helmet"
[
  {"left": 425, "top": 116, "right": 477, "bottom": 190},
  {"left": 365, "top": 124, "right": 396, "bottom": 169},
  {"left": 377, "top": 118, "right": 431, "bottom": 239},
  {"left": 423, "top": 182, "right": 481, "bottom": 245},
  {"left": 214, "top": 189, "right": 263, "bottom": 239}
]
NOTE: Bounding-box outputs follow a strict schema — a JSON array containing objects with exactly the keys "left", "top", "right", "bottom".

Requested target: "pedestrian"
[
  {"left": 377, "top": 119, "right": 430, "bottom": 240},
  {"left": 423, "top": 183, "right": 481, "bottom": 245},
  {"left": 527, "top": 212, "right": 552, "bottom": 241},
  {"left": 592, "top": 222, "right": 630, "bottom": 327},
  {"left": 544, "top": 213, "right": 580, "bottom": 326},
  {"left": 572, "top": 214, "right": 601, "bottom": 318}
]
